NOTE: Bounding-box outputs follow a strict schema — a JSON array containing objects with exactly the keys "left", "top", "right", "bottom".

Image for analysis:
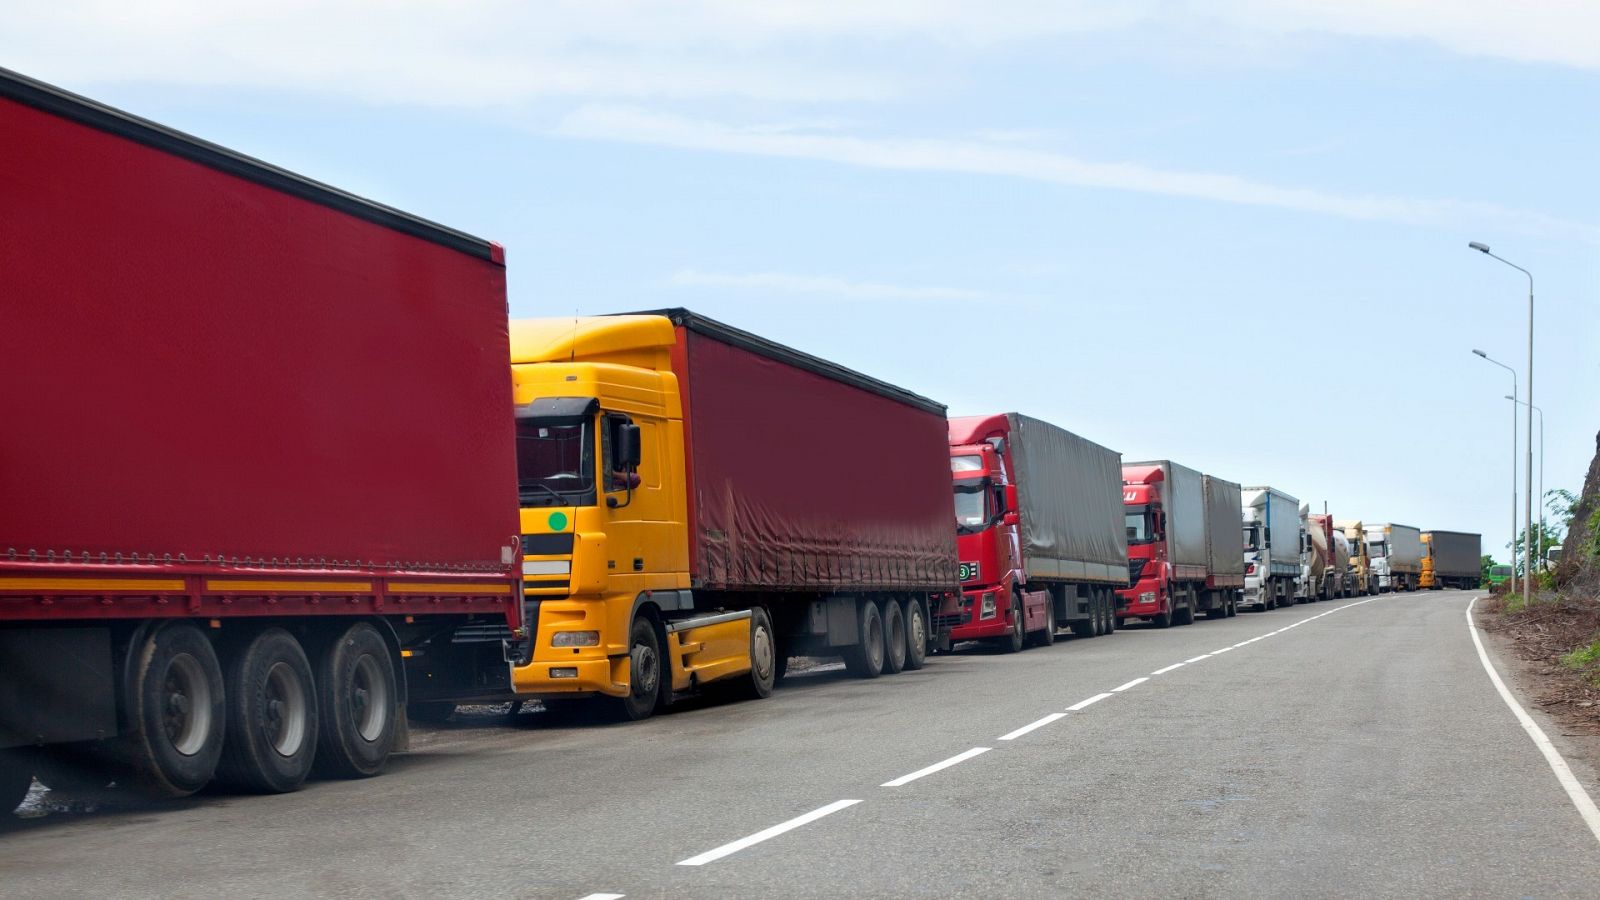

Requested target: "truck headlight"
[
  {"left": 1140, "top": 592, "right": 1156, "bottom": 603},
  {"left": 980, "top": 592, "right": 997, "bottom": 619},
  {"left": 551, "top": 631, "right": 600, "bottom": 647}
]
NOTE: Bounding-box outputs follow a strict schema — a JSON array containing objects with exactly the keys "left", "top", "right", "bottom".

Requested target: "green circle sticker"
[{"left": 547, "top": 511, "right": 569, "bottom": 531}]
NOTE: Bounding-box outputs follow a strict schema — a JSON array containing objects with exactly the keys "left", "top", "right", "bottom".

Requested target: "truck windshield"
[
  {"left": 1369, "top": 540, "right": 1387, "bottom": 559},
  {"left": 1243, "top": 523, "right": 1261, "bottom": 552},
  {"left": 515, "top": 419, "right": 595, "bottom": 507},
  {"left": 953, "top": 481, "right": 990, "bottom": 533},
  {"left": 1126, "top": 506, "right": 1153, "bottom": 544}
]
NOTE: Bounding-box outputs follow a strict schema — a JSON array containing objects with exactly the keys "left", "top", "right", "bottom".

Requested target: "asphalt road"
[{"left": 3, "top": 590, "right": 1598, "bottom": 899}]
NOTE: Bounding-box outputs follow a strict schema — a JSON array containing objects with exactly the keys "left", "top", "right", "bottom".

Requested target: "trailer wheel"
[
  {"left": 728, "top": 607, "right": 778, "bottom": 699},
  {"left": 1091, "top": 592, "right": 1106, "bottom": 636},
  {"left": 881, "top": 600, "right": 908, "bottom": 673},
  {"left": 1104, "top": 592, "right": 1118, "bottom": 634},
  {"left": 1227, "top": 594, "right": 1238, "bottom": 617},
  {"left": 611, "top": 616, "right": 664, "bottom": 720},
  {"left": 842, "top": 600, "right": 886, "bottom": 677},
  {"left": 116, "top": 621, "right": 225, "bottom": 798},
  {"left": 218, "top": 628, "right": 318, "bottom": 794},
  {"left": 902, "top": 598, "right": 928, "bottom": 671},
  {"left": 1, "top": 749, "right": 32, "bottom": 815},
  {"left": 314, "top": 622, "right": 397, "bottom": 778}
]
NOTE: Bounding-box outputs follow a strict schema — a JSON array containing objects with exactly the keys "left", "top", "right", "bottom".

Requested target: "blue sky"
[{"left": 9, "top": 2, "right": 1596, "bottom": 559}]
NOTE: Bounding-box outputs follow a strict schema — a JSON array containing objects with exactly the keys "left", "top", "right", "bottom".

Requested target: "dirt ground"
[{"left": 1476, "top": 592, "right": 1600, "bottom": 779}]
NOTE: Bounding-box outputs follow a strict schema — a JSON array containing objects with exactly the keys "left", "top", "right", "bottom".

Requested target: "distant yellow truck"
[
  {"left": 1420, "top": 531, "right": 1482, "bottom": 589},
  {"left": 1337, "top": 520, "right": 1379, "bottom": 595}
]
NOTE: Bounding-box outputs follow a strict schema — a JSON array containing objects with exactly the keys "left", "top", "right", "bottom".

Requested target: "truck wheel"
[
  {"left": 1, "top": 749, "right": 32, "bottom": 814},
  {"left": 902, "top": 598, "right": 928, "bottom": 671},
  {"left": 1175, "top": 593, "right": 1196, "bottom": 626},
  {"left": 612, "top": 616, "right": 665, "bottom": 720},
  {"left": 116, "top": 621, "right": 226, "bottom": 798},
  {"left": 218, "top": 628, "right": 318, "bottom": 794},
  {"left": 1070, "top": 595, "right": 1095, "bottom": 639},
  {"left": 881, "top": 600, "right": 908, "bottom": 674},
  {"left": 842, "top": 600, "right": 886, "bottom": 677},
  {"left": 1153, "top": 604, "right": 1172, "bottom": 628},
  {"left": 1104, "top": 593, "right": 1117, "bottom": 634},
  {"left": 314, "top": 622, "right": 397, "bottom": 778},
  {"left": 730, "top": 607, "right": 778, "bottom": 698},
  {"left": 999, "top": 597, "right": 1026, "bottom": 653},
  {"left": 1092, "top": 593, "right": 1107, "bottom": 636},
  {"left": 1228, "top": 594, "right": 1239, "bottom": 617},
  {"left": 406, "top": 701, "right": 457, "bottom": 724},
  {"left": 1033, "top": 596, "right": 1057, "bottom": 647}
]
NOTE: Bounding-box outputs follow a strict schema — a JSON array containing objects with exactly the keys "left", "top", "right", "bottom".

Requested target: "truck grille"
[{"left": 1127, "top": 558, "right": 1147, "bottom": 585}]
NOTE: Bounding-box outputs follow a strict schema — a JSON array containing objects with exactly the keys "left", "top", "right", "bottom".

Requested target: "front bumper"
[
  {"left": 1116, "top": 581, "right": 1163, "bottom": 617},
  {"left": 948, "top": 588, "right": 1006, "bottom": 640},
  {"left": 511, "top": 657, "right": 628, "bottom": 698}
]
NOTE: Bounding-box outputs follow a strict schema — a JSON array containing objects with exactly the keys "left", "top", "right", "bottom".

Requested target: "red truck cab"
[
  {"left": 948, "top": 418, "right": 1051, "bottom": 649},
  {"left": 1118, "top": 469, "right": 1171, "bottom": 622}
]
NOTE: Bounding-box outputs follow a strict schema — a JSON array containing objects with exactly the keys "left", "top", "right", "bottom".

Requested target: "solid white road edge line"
[
  {"left": 1465, "top": 597, "right": 1600, "bottom": 847},
  {"left": 999, "top": 713, "right": 1067, "bottom": 741},
  {"left": 1067, "top": 692, "right": 1114, "bottom": 711},
  {"left": 1150, "top": 662, "right": 1185, "bottom": 675},
  {"left": 882, "top": 747, "right": 992, "bottom": 787},
  {"left": 676, "top": 799, "right": 864, "bottom": 866},
  {"left": 1112, "top": 677, "right": 1148, "bottom": 692}
]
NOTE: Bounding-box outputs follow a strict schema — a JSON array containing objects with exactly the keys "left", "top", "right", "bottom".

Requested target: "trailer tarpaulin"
[{"left": 1008, "top": 414, "right": 1128, "bottom": 584}]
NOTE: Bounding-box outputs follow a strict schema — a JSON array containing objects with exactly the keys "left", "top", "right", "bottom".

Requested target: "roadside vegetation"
[{"left": 1479, "top": 431, "right": 1600, "bottom": 732}]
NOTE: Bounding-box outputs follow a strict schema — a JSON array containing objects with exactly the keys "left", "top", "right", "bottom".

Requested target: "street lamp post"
[
  {"left": 1469, "top": 242, "right": 1534, "bottom": 601},
  {"left": 1507, "top": 395, "right": 1544, "bottom": 568},
  {"left": 1473, "top": 349, "right": 1518, "bottom": 571}
]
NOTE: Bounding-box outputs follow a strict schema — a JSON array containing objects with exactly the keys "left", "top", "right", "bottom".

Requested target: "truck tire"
[
  {"left": 116, "top": 621, "right": 226, "bottom": 798},
  {"left": 1070, "top": 596, "right": 1095, "bottom": 638},
  {"left": 881, "top": 600, "right": 908, "bottom": 673},
  {"left": 1032, "top": 595, "right": 1056, "bottom": 647},
  {"left": 729, "top": 607, "right": 778, "bottom": 698},
  {"left": 842, "top": 600, "right": 886, "bottom": 677},
  {"left": 1104, "top": 592, "right": 1117, "bottom": 633},
  {"left": 999, "top": 597, "right": 1026, "bottom": 653},
  {"left": 1175, "top": 592, "right": 1195, "bottom": 626},
  {"left": 406, "top": 701, "right": 457, "bottom": 724},
  {"left": 611, "top": 616, "right": 665, "bottom": 720},
  {"left": 217, "top": 628, "right": 318, "bottom": 794},
  {"left": 902, "top": 598, "right": 928, "bottom": 671},
  {"left": 1227, "top": 594, "right": 1239, "bottom": 617},
  {"left": 1, "top": 748, "right": 32, "bottom": 814},
  {"left": 1092, "top": 592, "right": 1107, "bottom": 635},
  {"left": 314, "top": 622, "right": 398, "bottom": 778},
  {"left": 1153, "top": 602, "right": 1172, "bottom": 629}
]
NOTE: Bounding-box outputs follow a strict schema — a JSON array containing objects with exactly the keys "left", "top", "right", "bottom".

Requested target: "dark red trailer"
[{"left": 0, "top": 67, "right": 520, "bottom": 811}]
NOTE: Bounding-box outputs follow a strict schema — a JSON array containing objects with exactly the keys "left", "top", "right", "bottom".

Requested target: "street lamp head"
[
  {"left": 1472, "top": 349, "right": 1487, "bottom": 358},
  {"left": 1468, "top": 241, "right": 1491, "bottom": 253},
  {"left": 1505, "top": 394, "right": 1515, "bottom": 401}
]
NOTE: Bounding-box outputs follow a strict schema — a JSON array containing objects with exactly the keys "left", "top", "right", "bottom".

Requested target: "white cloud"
[
  {"left": 667, "top": 269, "right": 1018, "bottom": 303},
  {"left": 5, "top": 1, "right": 1597, "bottom": 111},
  {"left": 561, "top": 106, "right": 1598, "bottom": 242}
]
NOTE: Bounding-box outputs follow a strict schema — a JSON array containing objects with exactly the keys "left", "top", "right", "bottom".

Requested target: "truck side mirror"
[
  {"left": 1002, "top": 511, "right": 1020, "bottom": 528},
  {"left": 1004, "top": 485, "right": 1019, "bottom": 516},
  {"left": 618, "top": 423, "right": 641, "bottom": 469}
]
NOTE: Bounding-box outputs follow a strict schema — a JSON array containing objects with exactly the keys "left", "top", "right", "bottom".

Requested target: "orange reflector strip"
[
  {"left": 205, "top": 579, "right": 372, "bottom": 592},
  {"left": 0, "top": 577, "right": 186, "bottom": 592},
  {"left": 387, "top": 583, "right": 512, "bottom": 595}
]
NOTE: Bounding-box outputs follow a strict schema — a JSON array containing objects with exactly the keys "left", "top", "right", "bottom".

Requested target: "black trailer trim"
[
  {"left": 626, "top": 308, "right": 947, "bottom": 416},
  {"left": 0, "top": 67, "right": 500, "bottom": 263}
]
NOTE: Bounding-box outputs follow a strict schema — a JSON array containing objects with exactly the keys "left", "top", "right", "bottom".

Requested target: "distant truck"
[
  {"left": 948, "top": 414, "right": 1128, "bottom": 649},
  {"left": 1242, "top": 487, "right": 1300, "bottom": 610},
  {"left": 502, "top": 310, "right": 960, "bottom": 721},
  {"left": 1367, "top": 523, "right": 1423, "bottom": 592},
  {"left": 1421, "top": 531, "right": 1482, "bottom": 589},
  {"left": 1118, "top": 462, "right": 1243, "bottom": 626},
  {"left": 1298, "top": 510, "right": 1341, "bottom": 601},
  {"left": 1338, "top": 520, "right": 1379, "bottom": 596},
  {"left": 1, "top": 68, "right": 523, "bottom": 812}
]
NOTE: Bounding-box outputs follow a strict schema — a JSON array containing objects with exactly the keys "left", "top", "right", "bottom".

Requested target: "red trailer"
[{"left": 0, "top": 68, "right": 520, "bottom": 811}]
